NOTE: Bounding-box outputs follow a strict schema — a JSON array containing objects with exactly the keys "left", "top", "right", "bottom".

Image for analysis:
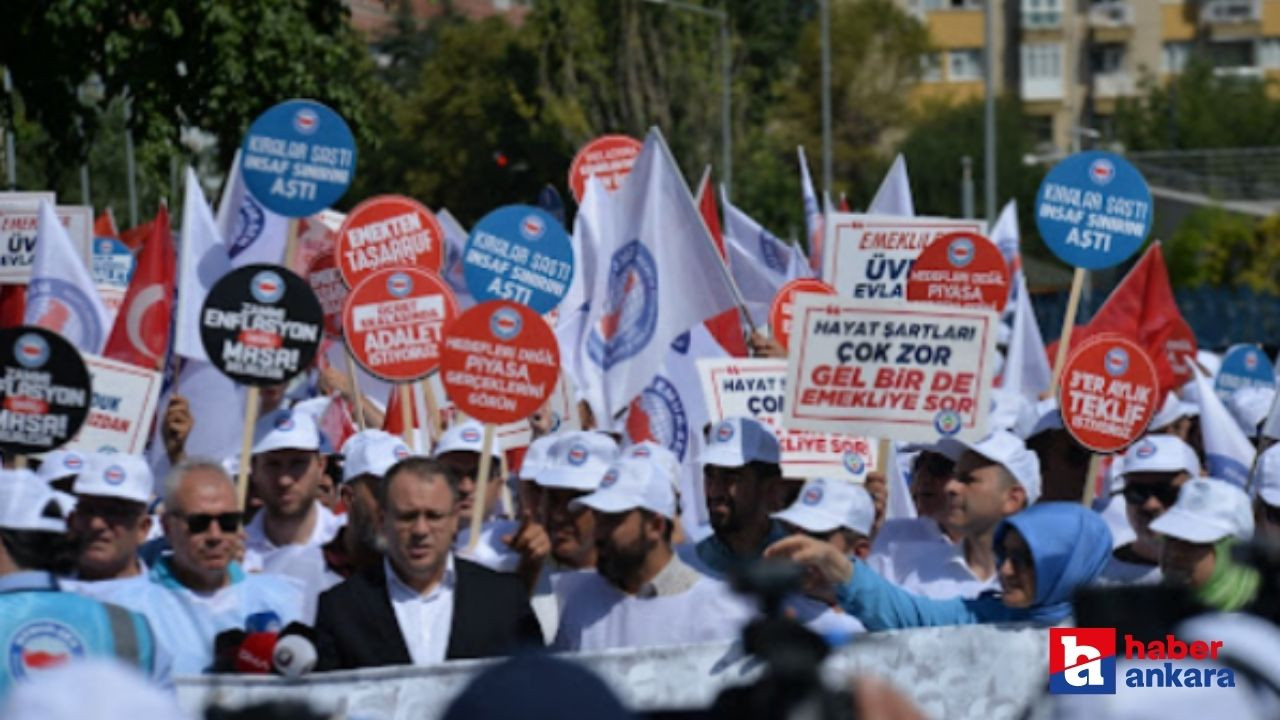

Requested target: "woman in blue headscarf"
[{"left": 765, "top": 502, "right": 1113, "bottom": 628}]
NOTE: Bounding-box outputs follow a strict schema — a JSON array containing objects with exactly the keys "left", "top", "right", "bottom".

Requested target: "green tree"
[
  {"left": 1164, "top": 207, "right": 1280, "bottom": 290},
  {"left": 1115, "top": 60, "right": 1280, "bottom": 151},
  {"left": 1, "top": 0, "right": 384, "bottom": 216}
]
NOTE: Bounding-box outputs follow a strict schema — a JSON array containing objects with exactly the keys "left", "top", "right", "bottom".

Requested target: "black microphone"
[{"left": 212, "top": 629, "right": 248, "bottom": 673}]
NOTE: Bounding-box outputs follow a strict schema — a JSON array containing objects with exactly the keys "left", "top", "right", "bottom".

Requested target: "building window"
[
  {"left": 1260, "top": 38, "right": 1280, "bottom": 69},
  {"left": 921, "top": 0, "right": 982, "bottom": 10},
  {"left": 1209, "top": 40, "right": 1255, "bottom": 69},
  {"left": 1023, "top": 43, "right": 1063, "bottom": 80},
  {"left": 1091, "top": 44, "right": 1125, "bottom": 74},
  {"left": 921, "top": 53, "right": 943, "bottom": 82},
  {"left": 1023, "top": 0, "right": 1063, "bottom": 28},
  {"left": 948, "top": 49, "right": 984, "bottom": 81},
  {"left": 1162, "top": 42, "right": 1191, "bottom": 74}
]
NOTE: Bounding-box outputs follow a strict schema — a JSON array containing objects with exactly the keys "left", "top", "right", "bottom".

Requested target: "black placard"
[
  {"left": 199, "top": 264, "right": 324, "bottom": 386},
  {"left": 0, "top": 326, "right": 92, "bottom": 456}
]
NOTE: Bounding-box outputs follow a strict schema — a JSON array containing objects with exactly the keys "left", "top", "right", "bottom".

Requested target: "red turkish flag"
[
  {"left": 103, "top": 206, "right": 175, "bottom": 370},
  {"left": 694, "top": 169, "right": 747, "bottom": 358},
  {"left": 1050, "top": 242, "right": 1196, "bottom": 394},
  {"left": 93, "top": 210, "right": 118, "bottom": 239}
]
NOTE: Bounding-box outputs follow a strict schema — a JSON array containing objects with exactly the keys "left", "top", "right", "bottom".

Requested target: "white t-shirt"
[
  {"left": 242, "top": 502, "right": 346, "bottom": 621},
  {"left": 552, "top": 569, "right": 754, "bottom": 653},
  {"left": 385, "top": 556, "right": 456, "bottom": 666},
  {"left": 870, "top": 538, "right": 999, "bottom": 600}
]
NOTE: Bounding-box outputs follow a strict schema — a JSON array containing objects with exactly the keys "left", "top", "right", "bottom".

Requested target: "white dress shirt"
[
  {"left": 242, "top": 501, "right": 346, "bottom": 621},
  {"left": 870, "top": 537, "right": 999, "bottom": 600},
  {"left": 385, "top": 555, "right": 456, "bottom": 666}
]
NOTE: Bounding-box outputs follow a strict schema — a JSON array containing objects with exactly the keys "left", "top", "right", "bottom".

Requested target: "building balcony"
[
  {"left": 1089, "top": 2, "right": 1134, "bottom": 28},
  {"left": 1200, "top": 0, "right": 1262, "bottom": 39},
  {"left": 1213, "top": 65, "right": 1265, "bottom": 81},
  {"left": 1022, "top": 75, "right": 1065, "bottom": 102},
  {"left": 1092, "top": 71, "right": 1136, "bottom": 98}
]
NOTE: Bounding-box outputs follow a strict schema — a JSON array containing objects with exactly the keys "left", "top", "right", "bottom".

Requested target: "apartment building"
[{"left": 903, "top": 0, "right": 1280, "bottom": 151}]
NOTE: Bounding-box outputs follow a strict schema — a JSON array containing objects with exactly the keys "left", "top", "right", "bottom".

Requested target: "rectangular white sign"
[
  {"left": 698, "top": 357, "right": 876, "bottom": 480},
  {"left": 823, "top": 213, "right": 985, "bottom": 300},
  {"left": 782, "top": 295, "right": 997, "bottom": 443},
  {"left": 65, "top": 353, "right": 163, "bottom": 455},
  {"left": 0, "top": 196, "right": 95, "bottom": 285}
]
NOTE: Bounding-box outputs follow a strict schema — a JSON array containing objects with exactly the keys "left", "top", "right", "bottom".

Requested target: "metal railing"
[
  {"left": 1200, "top": 0, "right": 1261, "bottom": 23},
  {"left": 1088, "top": 1, "right": 1134, "bottom": 28},
  {"left": 1127, "top": 146, "right": 1280, "bottom": 201}
]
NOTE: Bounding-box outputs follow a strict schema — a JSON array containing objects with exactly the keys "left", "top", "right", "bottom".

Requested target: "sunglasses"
[
  {"left": 1123, "top": 481, "right": 1181, "bottom": 507},
  {"left": 175, "top": 512, "right": 242, "bottom": 534}
]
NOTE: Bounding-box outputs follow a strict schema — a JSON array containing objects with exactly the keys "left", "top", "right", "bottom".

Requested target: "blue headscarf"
[{"left": 993, "top": 502, "right": 1113, "bottom": 625}]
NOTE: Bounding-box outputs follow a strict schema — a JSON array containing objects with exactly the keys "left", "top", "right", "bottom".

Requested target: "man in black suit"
[{"left": 314, "top": 457, "right": 543, "bottom": 670}]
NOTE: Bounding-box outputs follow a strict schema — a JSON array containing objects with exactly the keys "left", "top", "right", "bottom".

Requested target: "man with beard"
[
  {"left": 552, "top": 459, "right": 753, "bottom": 652},
  {"left": 323, "top": 430, "right": 412, "bottom": 578},
  {"left": 693, "top": 417, "right": 787, "bottom": 577},
  {"left": 244, "top": 408, "right": 347, "bottom": 620}
]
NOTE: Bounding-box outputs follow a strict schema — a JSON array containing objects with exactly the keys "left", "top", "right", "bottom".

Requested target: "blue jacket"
[
  {"left": 0, "top": 572, "right": 167, "bottom": 699},
  {"left": 838, "top": 502, "right": 1113, "bottom": 629}
]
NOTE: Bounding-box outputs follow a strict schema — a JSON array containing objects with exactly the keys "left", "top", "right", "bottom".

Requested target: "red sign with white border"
[
  {"left": 440, "top": 300, "right": 560, "bottom": 425},
  {"left": 342, "top": 267, "right": 458, "bottom": 382},
  {"left": 307, "top": 252, "right": 347, "bottom": 338},
  {"left": 335, "top": 195, "right": 444, "bottom": 288},
  {"left": 1059, "top": 334, "right": 1159, "bottom": 453},
  {"left": 905, "top": 231, "right": 1010, "bottom": 313},
  {"left": 567, "top": 135, "right": 643, "bottom": 203},
  {"left": 769, "top": 278, "right": 836, "bottom": 352}
]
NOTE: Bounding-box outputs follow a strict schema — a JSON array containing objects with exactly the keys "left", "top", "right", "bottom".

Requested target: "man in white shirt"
[
  {"left": 67, "top": 453, "right": 152, "bottom": 582},
  {"left": 771, "top": 478, "right": 872, "bottom": 638},
  {"left": 553, "top": 459, "right": 754, "bottom": 652},
  {"left": 875, "top": 431, "right": 1041, "bottom": 599},
  {"left": 871, "top": 444, "right": 962, "bottom": 555},
  {"left": 314, "top": 457, "right": 542, "bottom": 669},
  {"left": 1096, "top": 435, "right": 1200, "bottom": 586},
  {"left": 95, "top": 459, "right": 306, "bottom": 675},
  {"left": 325, "top": 430, "right": 412, "bottom": 579},
  {"left": 243, "top": 407, "right": 346, "bottom": 616}
]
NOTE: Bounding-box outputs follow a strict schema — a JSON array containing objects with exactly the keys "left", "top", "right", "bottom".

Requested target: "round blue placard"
[
  {"left": 463, "top": 205, "right": 574, "bottom": 315},
  {"left": 239, "top": 99, "right": 356, "bottom": 218},
  {"left": 1214, "top": 344, "right": 1275, "bottom": 401},
  {"left": 1034, "top": 151, "right": 1152, "bottom": 270}
]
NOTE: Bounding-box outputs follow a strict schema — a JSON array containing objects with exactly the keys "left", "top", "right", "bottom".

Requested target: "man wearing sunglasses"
[
  {"left": 67, "top": 454, "right": 153, "bottom": 583},
  {"left": 93, "top": 459, "right": 306, "bottom": 675},
  {"left": 1097, "top": 434, "right": 1201, "bottom": 585}
]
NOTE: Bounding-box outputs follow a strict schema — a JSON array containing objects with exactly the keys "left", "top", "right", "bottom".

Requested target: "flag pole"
[
  {"left": 236, "top": 387, "right": 261, "bottom": 510},
  {"left": 398, "top": 384, "right": 414, "bottom": 448},
  {"left": 467, "top": 423, "right": 497, "bottom": 550},
  {"left": 1050, "top": 267, "right": 1087, "bottom": 395},
  {"left": 344, "top": 350, "right": 366, "bottom": 431}
]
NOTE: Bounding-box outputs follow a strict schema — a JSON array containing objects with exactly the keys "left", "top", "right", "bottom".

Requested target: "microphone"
[
  {"left": 212, "top": 629, "right": 247, "bottom": 673},
  {"left": 233, "top": 631, "right": 278, "bottom": 674},
  {"left": 272, "top": 622, "right": 319, "bottom": 678},
  {"left": 245, "top": 611, "right": 283, "bottom": 634}
]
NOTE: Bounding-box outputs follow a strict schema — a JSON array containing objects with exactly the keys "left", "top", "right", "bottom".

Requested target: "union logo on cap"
[
  {"left": 273, "top": 413, "right": 296, "bottom": 431},
  {"left": 801, "top": 485, "right": 824, "bottom": 506},
  {"left": 567, "top": 444, "right": 589, "bottom": 466},
  {"left": 103, "top": 465, "right": 126, "bottom": 486},
  {"left": 842, "top": 450, "right": 866, "bottom": 476},
  {"left": 1135, "top": 440, "right": 1157, "bottom": 459},
  {"left": 461, "top": 427, "right": 482, "bottom": 443},
  {"left": 250, "top": 270, "right": 285, "bottom": 304},
  {"left": 1089, "top": 158, "right": 1115, "bottom": 186},
  {"left": 1104, "top": 347, "right": 1130, "bottom": 377},
  {"left": 947, "top": 237, "right": 975, "bottom": 268},
  {"left": 13, "top": 333, "right": 49, "bottom": 369},
  {"left": 520, "top": 214, "right": 545, "bottom": 241},
  {"left": 715, "top": 422, "right": 735, "bottom": 444},
  {"left": 293, "top": 108, "right": 319, "bottom": 135},
  {"left": 387, "top": 272, "right": 413, "bottom": 298},
  {"left": 490, "top": 307, "right": 523, "bottom": 341},
  {"left": 630, "top": 446, "right": 652, "bottom": 458},
  {"left": 600, "top": 469, "right": 619, "bottom": 488},
  {"left": 63, "top": 455, "right": 83, "bottom": 471},
  {"left": 393, "top": 445, "right": 410, "bottom": 459}
]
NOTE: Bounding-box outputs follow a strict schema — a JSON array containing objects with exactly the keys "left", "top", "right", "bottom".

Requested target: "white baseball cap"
[
  {"left": 1149, "top": 477, "right": 1254, "bottom": 544},
  {"left": 253, "top": 407, "right": 321, "bottom": 455},
  {"left": 1120, "top": 435, "right": 1200, "bottom": 479},
  {"left": 622, "top": 441, "right": 680, "bottom": 485},
  {"left": 341, "top": 430, "right": 411, "bottom": 483},
  {"left": 1228, "top": 386, "right": 1274, "bottom": 436},
  {"left": 988, "top": 389, "right": 1037, "bottom": 439},
  {"left": 0, "top": 469, "right": 69, "bottom": 533},
  {"left": 36, "top": 449, "right": 88, "bottom": 483},
  {"left": 941, "top": 430, "right": 1042, "bottom": 505},
  {"left": 433, "top": 420, "right": 501, "bottom": 462},
  {"left": 536, "top": 432, "right": 619, "bottom": 491},
  {"left": 698, "top": 417, "right": 781, "bottom": 469},
  {"left": 1252, "top": 442, "right": 1280, "bottom": 507},
  {"left": 771, "top": 478, "right": 874, "bottom": 537},
  {"left": 1149, "top": 391, "right": 1195, "bottom": 431},
  {"left": 518, "top": 436, "right": 559, "bottom": 481},
  {"left": 1026, "top": 398, "right": 1064, "bottom": 439},
  {"left": 570, "top": 459, "right": 677, "bottom": 520},
  {"left": 72, "top": 453, "right": 153, "bottom": 505}
]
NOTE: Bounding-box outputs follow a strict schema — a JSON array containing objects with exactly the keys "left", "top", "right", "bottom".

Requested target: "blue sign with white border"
[
  {"left": 90, "top": 237, "right": 134, "bottom": 289},
  {"left": 463, "top": 204, "right": 574, "bottom": 315},
  {"left": 239, "top": 99, "right": 356, "bottom": 218},
  {"left": 1034, "top": 151, "right": 1152, "bottom": 270},
  {"left": 1214, "top": 344, "right": 1275, "bottom": 402}
]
